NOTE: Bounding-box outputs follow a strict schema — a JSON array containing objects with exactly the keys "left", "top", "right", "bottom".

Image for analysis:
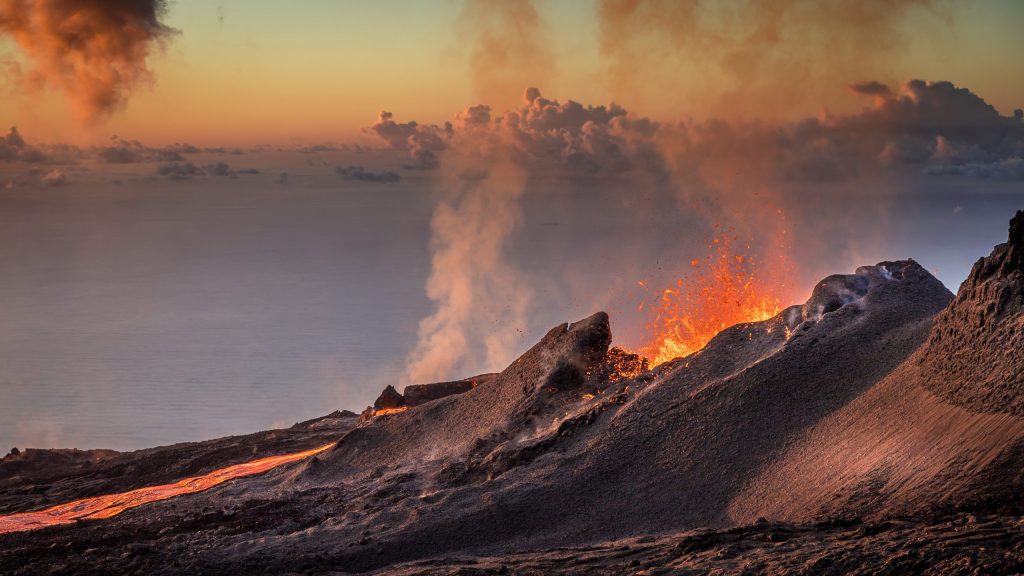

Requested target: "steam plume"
[
  {"left": 401, "top": 0, "right": 554, "bottom": 382},
  {"left": 403, "top": 138, "right": 532, "bottom": 384},
  {"left": 596, "top": 0, "right": 955, "bottom": 120},
  {"left": 0, "top": 0, "right": 176, "bottom": 123},
  {"left": 456, "top": 0, "right": 554, "bottom": 111}
]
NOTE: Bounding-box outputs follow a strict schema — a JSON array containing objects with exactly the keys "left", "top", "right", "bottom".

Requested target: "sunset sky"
[{"left": 1, "top": 0, "right": 1023, "bottom": 145}]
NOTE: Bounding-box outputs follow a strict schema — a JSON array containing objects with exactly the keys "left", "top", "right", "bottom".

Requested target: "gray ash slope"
[
  {"left": 733, "top": 211, "right": 1024, "bottom": 523},
  {"left": 6, "top": 215, "right": 1024, "bottom": 575}
]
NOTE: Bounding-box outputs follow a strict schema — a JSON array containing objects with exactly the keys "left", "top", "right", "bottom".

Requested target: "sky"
[
  {"left": 1, "top": 0, "right": 1023, "bottom": 145},
  {"left": 0, "top": 0, "right": 1022, "bottom": 450}
]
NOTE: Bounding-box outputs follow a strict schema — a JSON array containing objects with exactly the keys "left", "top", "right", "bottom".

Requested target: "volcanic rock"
[
  {"left": 589, "top": 346, "right": 649, "bottom": 382},
  {"left": 291, "top": 410, "right": 358, "bottom": 430},
  {"left": 921, "top": 209, "right": 1024, "bottom": 414},
  {"left": 327, "top": 311, "right": 614, "bottom": 474},
  {"left": 372, "top": 385, "right": 405, "bottom": 410},
  {"left": 801, "top": 271, "right": 869, "bottom": 320},
  {"left": 797, "top": 260, "right": 926, "bottom": 324},
  {"left": 402, "top": 375, "right": 494, "bottom": 407}
]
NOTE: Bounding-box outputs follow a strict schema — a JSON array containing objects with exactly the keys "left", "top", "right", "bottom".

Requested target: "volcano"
[{"left": 4, "top": 214, "right": 1024, "bottom": 574}]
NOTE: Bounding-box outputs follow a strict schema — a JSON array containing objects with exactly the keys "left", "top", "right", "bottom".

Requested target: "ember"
[{"left": 604, "top": 347, "right": 650, "bottom": 381}]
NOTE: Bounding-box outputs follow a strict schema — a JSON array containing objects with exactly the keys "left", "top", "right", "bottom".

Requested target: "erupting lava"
[
  {"left": 636, "top": 234, "right": 789, "bottom": 367},
  {"left": 0, "top": 444, "right": 333, "bottom": 535}
]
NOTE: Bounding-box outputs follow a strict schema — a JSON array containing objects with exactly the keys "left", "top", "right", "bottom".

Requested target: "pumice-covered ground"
[{"left": 4, "top": 214, "right": 1024, "bottom": 575}]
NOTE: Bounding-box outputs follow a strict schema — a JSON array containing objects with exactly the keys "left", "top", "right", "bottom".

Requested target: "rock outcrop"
[
  {"left": 403, "top": 375, "right": 494, "bottom": 407},
  {"left": 732, "top": 214, "right": 1024, "bottom": 522},
  {"left": 372, "top": 385, "right": 405, "bottom": 410},
  {"left": 922, "top": 210, "right": 1024, "bottom": 414}
]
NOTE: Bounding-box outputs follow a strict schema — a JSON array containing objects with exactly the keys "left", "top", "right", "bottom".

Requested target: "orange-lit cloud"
[
  {"left": 596, "top": 0, "right": 958, "bottom": 121},
  {"left": 0, "top": 0, "right": 175, "bottom": 124},
  {"left": 0, "top": 125, "right": 44, "bottom": 161},
  {"left": 456, "top": 0, "right": 555, "bottom": 112}
]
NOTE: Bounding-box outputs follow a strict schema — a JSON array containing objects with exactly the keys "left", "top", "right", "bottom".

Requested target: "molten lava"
[
  {"left": 372, "top": 406, "right": 410, "bottom": 417},
  {"left": 604, "top": 347, "right": 650, "bottom": 381},
  {"left": 637, "top": 234, "right": 788, "bottom": 367},
  {"left": 0, "top": 443, "right": 333, "bottom": 535}
]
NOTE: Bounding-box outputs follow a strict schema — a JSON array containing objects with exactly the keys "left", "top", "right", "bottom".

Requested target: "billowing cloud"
[
  {"left": 372, "top": 79, "right": 1023, "bottom": 187},
  {"left": 165, "top": 143, "right": 201, "bottom": 155},
  {"left": 206, "top": 162, "right": 233, "bottom": 177},
  {"left": 0, "top": 0, "right": 176, "bottom": 123},
  {"left": 659, "top": 79, "right": 1024, "bottom": 184},
  {"left": 0, "top": 126, "right": 46, "bottom": 162},
  {"left": 595, "top": 0, "right": 958, "bottom": 121},
  {"left": 370, "top": 88, "right": 665, "bottom": 179},
  {"left": 813, "top": 80, "right": 1024, "bottom": 176},
  {"left": 368, "top": 111, "right": 449, "bottom": 171},
  {"left": 456, "top": 0, "right": 554, "bottom": 110},
  {"left": 368, "top": 111, "right": 425, "bottom": 149},
  {"left": 335, "top": 165, "right": 400, "bottom": 183},
  {"left": 95, "top": 135, "right": 252, "bottom": 165},
  {"left": 298, "top": 144, "right": 341, "bottom": 154},
  {"left": 839, "top": 80, "right": 1020, "bottom": 140},
  {"left": 99, "top": 135, "right": 144, "bottom": 163},
  {"left": 156, "top": 161, "right": 204, "bottom": 180},
  {"left": 155, "top": 161, "right": 259, "bottom": 180}
]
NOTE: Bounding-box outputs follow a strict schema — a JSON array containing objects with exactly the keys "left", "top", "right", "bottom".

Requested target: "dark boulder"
[
  {"left": 373, "top": 385, "right": 405, "bottom": 410},
  {"left": 403, "top": 375, "right": 494, "bottom": 407}
]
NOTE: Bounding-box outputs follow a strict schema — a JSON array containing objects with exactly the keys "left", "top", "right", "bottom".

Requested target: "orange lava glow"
[
  {"left": 604, "top": 347, "right": 650, "bottom": 381},
  {"left": 372, "top": 406, "right": 410, "bottom": 417},
  {"left": 637, "top": 234, "right": 788, "bottom": 367},
  {"left": 0, "top": 443, "right": 333, "bottom": 535}
]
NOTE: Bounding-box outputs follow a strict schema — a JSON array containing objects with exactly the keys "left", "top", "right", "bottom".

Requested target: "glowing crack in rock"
[{"left": 0, "top": 443, "right": 333, "bottom": 535}]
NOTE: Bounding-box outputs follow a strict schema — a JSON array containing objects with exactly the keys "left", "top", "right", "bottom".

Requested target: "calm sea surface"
[{"left": 0, "top": 168, "right": 434, "bottom": 450}]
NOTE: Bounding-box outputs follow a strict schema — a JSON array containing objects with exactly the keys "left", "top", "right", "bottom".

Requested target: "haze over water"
[{"left": 0, "top": 154, "right": 434, "bottom": 450}]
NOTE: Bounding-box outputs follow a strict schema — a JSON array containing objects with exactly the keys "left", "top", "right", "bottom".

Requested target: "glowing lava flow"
[
  {"left": 636, "top": 234, "right": 788, "bottom": 367},
  {"left": 0, "top": 443, "right": 333, "bottom": 535},
  {"left": 371, "top": 406, "right": 410, "bottom": 417}
]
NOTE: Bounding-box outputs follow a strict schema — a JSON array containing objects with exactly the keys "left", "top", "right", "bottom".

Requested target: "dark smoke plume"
[{"left": 0, "top": 0, "right": 176, "bottom": 123}]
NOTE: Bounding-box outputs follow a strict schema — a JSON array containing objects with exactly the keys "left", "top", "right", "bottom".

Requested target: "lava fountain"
[{"left": 635, "top": 231, "right": 791, "bottom": 367}]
